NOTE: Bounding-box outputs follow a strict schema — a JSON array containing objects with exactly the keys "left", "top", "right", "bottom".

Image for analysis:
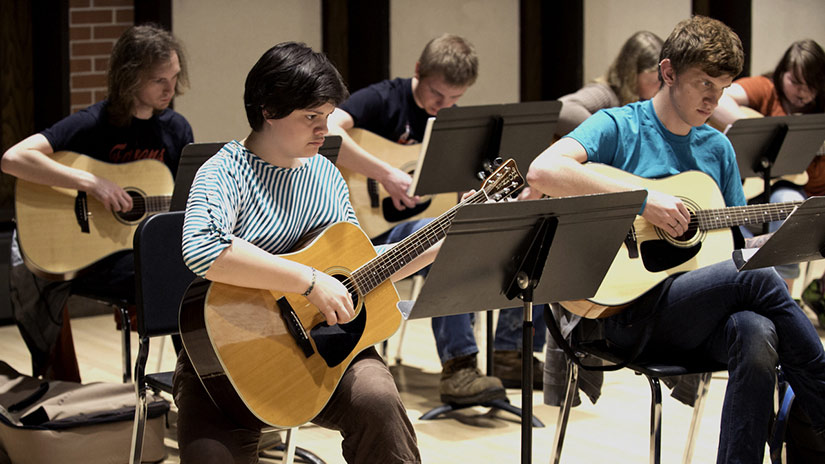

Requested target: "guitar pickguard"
[
  {"left": 640, "top": 240, "right": 702, "bottom": 273},
  {"left": 309, "top": 306, "right": 367, "bottom": 368}
]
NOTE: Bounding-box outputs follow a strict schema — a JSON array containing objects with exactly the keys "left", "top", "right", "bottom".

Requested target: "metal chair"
[
  {"left": 129, "top": 212, "right": 322, "bottom": 464},
  {"left": 545, "top": 304, "right": 726, "bottom": 464}
]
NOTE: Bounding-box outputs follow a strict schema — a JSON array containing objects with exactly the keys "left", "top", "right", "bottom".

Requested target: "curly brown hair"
[
  {"left": 659, "top": 15, "right": 743, "bottom": 82},
  {"left": 106, "top": 24, "right": 189, "bottom": 126}
]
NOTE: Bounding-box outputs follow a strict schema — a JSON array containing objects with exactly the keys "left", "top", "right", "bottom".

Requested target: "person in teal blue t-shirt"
[{"left": 526, "top": 16, "right": 825, "bottom": 463}]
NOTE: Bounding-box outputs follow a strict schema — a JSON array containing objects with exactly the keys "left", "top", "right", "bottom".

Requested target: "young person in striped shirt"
[{"left": 176, "top": 42, "right": 437, "bottom": 463}]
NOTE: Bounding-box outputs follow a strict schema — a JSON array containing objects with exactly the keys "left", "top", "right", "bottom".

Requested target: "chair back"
[
  {"left": 133, "top": 211, "right": 196, "bottom": 337},
  {"left": 171, "top": 142, "right": 225, "bottom": 211}
]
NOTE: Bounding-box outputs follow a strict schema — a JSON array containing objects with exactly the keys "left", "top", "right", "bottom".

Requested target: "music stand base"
[{"left": 418, "top": 398, "right": 544, "bottom": 427}]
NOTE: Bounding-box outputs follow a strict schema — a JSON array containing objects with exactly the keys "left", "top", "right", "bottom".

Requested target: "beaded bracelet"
[{"left": 302, "top": 267, "right": 316, "bottom": 297}]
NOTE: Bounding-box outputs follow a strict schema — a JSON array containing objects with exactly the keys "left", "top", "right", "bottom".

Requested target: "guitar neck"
[
  {"left": 695, "top": 201, "right": 802, "bottom": 230},
  {"left": 351, "top": 190, "right": 487, "bottom": 295}
]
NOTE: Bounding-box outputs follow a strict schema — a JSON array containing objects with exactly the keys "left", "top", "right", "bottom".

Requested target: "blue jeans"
[
  {"left": 605, "top": 260, "right": 825, "bottom": 463},
  {"left": 739, "top": 183, "right": 806, "bottom": 279},
  {"left": 432, "top": 305, "right": 546, "bottom": 363},
  {"left": 375, "top": 219, "right": 546, "bottom": 364}
]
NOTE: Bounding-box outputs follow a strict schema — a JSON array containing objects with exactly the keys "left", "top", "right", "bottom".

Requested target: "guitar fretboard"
[
  {"left": 694, "top": 201, "right": 802, "bottom": 230},
  {"left": 350, "top": 189, "right": 488, "bottom": 295},
  {"left": 143, "top": 195, "right": 172, "bottom": 213}
]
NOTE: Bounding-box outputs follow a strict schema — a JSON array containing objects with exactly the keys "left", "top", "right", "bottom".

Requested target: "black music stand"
[
  {"left": 727, "top": 114, "right": 825, "bottom": 232},
  {"left": 402, "top": 191, "right": 645, "bottom": 464},
  {"left": 409, "top": 101, "right": 561, "bottom": 196},
  {"left": 733, "top": 196, "right": 825, "bottom": 271},
  {"left": 399, "top": 101, "right": 561, "bottom": 422}
]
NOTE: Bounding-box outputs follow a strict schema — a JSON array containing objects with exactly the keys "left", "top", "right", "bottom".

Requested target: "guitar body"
[
  {"left": 179, "top": 221, "right": 402, "bottom": 428},
  {"left": 583, "top": 164, "right": 734, "bottom": 308},
  {"left": 14, "top": 151, "right": 173, "bottom": 280},
  {"left": 339, "top": 128, "right": 457, "bottom": 237}
]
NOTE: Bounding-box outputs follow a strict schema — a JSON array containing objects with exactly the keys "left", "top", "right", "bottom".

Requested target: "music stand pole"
[{"left": 504, "top": 216, "right": 556, "bottom": 464}]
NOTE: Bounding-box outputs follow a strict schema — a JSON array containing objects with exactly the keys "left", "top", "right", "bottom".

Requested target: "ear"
[
  {"left": 413, "top": 61, "right": 421, "bottom": 80},
  {"left": 659, "top": 59, "right": 676, "bottom": 86}
]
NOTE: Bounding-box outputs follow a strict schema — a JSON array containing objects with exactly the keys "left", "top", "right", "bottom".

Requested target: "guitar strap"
[{"left": 545, "top": 278, "right": 673, "bottom": 372}]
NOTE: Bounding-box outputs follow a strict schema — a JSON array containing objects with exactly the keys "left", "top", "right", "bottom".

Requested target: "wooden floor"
[{"left": 1, "top": 275, "right": 824, "bottom": 464}]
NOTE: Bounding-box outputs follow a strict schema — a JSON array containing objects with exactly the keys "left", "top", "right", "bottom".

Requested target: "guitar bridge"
[
  {"left": 74, "top": 192, "right": 90, "bottom": 233},
  {"left": 276, "top": 297, "right": 315, "bottom": 358},
  {"left": 624, "top": 225, "right": 639, "bottom": 259}
]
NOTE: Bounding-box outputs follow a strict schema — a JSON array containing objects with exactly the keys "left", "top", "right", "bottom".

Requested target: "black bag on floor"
[{"left": 0, "top": 361, "right": 169, "bottom": 464}]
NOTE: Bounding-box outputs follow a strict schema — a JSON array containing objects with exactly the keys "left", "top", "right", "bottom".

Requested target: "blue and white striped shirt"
[{"left": 182, "top": 140, "right": 359, "bottom": 277}]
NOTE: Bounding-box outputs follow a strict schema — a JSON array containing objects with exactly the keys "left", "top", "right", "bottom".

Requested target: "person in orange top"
[{"left": 711, "top": 39, "right": 825, "bottom": 299}]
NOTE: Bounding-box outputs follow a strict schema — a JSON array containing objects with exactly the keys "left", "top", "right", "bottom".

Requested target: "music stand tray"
[
  {"left": 733, "top": 196, "right": 825, "bottom": 271},
  {"left": 405, "top": 192, "right": 644, "bottom": 319},
  {"left": 727, "top": 113, "right": 825, "bottom": 179},
  {"left": 403, "top": 191, "right": 644, "bottom": 464}
]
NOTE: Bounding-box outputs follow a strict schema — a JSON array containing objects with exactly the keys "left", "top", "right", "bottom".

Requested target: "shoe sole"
[
  {"left": 500, "top": 378, "right": 543, "bottom": 390},
  {"left": 440, "top": 387, "right": 507, "bottom": 405}
]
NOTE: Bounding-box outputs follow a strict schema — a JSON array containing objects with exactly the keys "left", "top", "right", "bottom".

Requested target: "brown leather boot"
[
  {"left": 439, "top": 354, "right": 506, "bottom": 405},
  {"left": 492, "top": 350, "right": 543, "bottom": 390}
]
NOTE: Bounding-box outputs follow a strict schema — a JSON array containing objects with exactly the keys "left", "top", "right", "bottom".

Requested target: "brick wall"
[{"left": 69, "top": 0, "right": 133, "bottom": 113}]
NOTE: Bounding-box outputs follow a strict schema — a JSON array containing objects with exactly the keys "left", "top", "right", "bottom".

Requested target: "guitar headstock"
[{"left": 480, "top": 158, "right": 525, "bottom": 200}]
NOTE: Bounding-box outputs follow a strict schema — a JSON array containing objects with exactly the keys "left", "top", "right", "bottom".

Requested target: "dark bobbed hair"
[
  {"left": 244, "top": 42, "right": 349, "bottom": 131},
  {"left": 772, "top": 39, "right": 825, "bottom": 113},
  {"left": 107, "top": 24, "right": 188, "bottom": 126},
  {"left": 658, "top": 15, "right": 744, "bottom": 83}
]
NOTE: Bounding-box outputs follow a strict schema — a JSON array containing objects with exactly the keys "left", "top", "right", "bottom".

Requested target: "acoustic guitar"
[
  {"left": 178, "top": 159, "right": 525, "bottom": 428},
  {"left": 14, "top": 151, "right": 173, "bottom": 280},
  {"left": 561, "top": 163, "right": 802, "bottom": 319},
  {"left": 337, "top": 128, "right": 458, "bottom": 238}
]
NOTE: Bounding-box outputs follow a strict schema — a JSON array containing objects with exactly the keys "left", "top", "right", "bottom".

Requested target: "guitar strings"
[{"left": 338, "top": 189, "right": 486, "bottom": 295}]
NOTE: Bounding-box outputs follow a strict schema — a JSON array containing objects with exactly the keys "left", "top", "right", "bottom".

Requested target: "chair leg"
[
  {"left": 129, "top": 338, "right": 150, "bottom": 464},
  {"left": 118, "top": 304, "right": 132, "bottom": 383},
  {"left": 682, "top": 371, "right": 712, "bottom": 464},
  {"left": 550, "top": 358, "right": 579, "bottom": 464},
  {"left": 283, "top": 427, "right": 297, "bottom": 464},
  {"left": 646, "top": 375, "right": 664, "bottom": 464}
]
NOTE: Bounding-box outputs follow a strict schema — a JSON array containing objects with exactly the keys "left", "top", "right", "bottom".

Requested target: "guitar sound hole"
[
  {"left": 115, "top": 190, "right": 148, "bottom": 223},
  {"left": 673, "top": 213, "right": 699, "bottom": 242}
]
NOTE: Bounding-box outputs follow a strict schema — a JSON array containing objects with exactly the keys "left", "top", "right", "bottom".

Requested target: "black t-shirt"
[
  {"left": 41, "top": 100, "right": 194, "bottom": 177},
  {"left": 339, "top": 77, "right": 430, "bottom": 144}
]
